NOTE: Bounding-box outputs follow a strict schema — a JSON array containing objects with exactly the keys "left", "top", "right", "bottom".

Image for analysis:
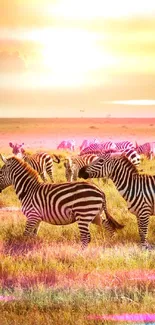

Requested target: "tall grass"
[{"left": 0, "top": 152, "right": 155, "bottom": 325}]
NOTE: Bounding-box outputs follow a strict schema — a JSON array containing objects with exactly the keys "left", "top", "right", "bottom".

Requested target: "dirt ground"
[{"left": 0, "top": 117, "right": 155, "bottom": 153}]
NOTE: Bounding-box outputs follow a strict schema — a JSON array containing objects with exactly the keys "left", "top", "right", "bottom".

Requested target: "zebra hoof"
[{"left": 141, "top": 243, "right": 155, "bottom": 251}]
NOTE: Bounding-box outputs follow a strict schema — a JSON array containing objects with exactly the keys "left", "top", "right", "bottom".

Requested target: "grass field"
[{"left": 0, "top": 118, "right": 155, "bottom": 324}]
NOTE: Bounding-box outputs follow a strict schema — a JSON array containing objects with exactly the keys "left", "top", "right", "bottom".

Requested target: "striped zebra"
[
  {"left": 57, "top": 140, "right": 75, "bottom": 151},
  {"left": 121, "top": 148, "right": 140, "bottom": 166},
  {"left": 79, "top": 139, "right": 99, "bottom": 152},
  {"left": 80, "top": 142, "right": 116, "bottom": 155},
  {"left": 9, "top": 142, "right": 60, "bottom": 182},
  {"left": 0, "top": 155, "right": 124, "bottom": 248},
  {"left": 115, "top": 141, "right": 135, "bottom": 150},
  {"left": 64, "top": 154, "right": 99, "bottom": 182},
  {"left": 78, "top": 152, "right": 155, "bottom": 249},
  {"left": 80, "top": 145, "right": 140, "bottom": 167},
  {"left": 135, "top": 142, "right": 155, "bottom": 160}
]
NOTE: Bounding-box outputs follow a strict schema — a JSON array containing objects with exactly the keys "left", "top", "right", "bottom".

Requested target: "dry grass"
[{"left": 0, "top": 118, "right": 155, "bottom": 325}]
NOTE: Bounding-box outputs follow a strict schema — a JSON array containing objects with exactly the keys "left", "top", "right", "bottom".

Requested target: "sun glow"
[
  {"left": 33, "top": 28, "right": 115, "bottom": 87},
  {"left": 48, "top": 0, "right": 155, "bottom": 19}
]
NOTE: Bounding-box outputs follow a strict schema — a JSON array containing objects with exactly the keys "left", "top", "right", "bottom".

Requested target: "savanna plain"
[{"left": 0, "top": 118, "right": 155, "bottom": 325}]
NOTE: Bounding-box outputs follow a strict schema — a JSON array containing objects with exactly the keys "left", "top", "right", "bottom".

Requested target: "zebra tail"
[
  {"left": 53, "top": 154, "right": 60, "bottom": 163},
  {"left": 104, "top": 211, "right": 124, "bottom": 229}
]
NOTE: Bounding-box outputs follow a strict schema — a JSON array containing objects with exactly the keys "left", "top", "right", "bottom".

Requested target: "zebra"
[
  {"left": 115, "top": 141, "right": 135, "bottom": 150},
  {"left": 120, "top": 148, "right": 140, "bottom": 166},
  {"left": 64, "top": 153, "right": 99, "bottom": 182},
  {"left": 0, "top": 155, "right": 124, "bottom": 249},
  {"left": 9, "top": 142, "right": 60, "bottom": 183},
  {"left": 80, "top": 145, "right": 141, "bottom": 167},
  {"left": 57, "top": 140, "right": 75, "bottom": 151},
  {"left": 79, "top": 139, "right": 99, "bottom": 152},
  {"left": 80, "top": 142, "right": 116, "bottom": 155},
  {"left": 78, "top": 151, "right": 155, "bottom": 249},
  {"left": 135, "top": 142, "right": 155, "bottom": 160}
]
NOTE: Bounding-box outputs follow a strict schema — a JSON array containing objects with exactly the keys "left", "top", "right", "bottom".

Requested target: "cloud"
[{"left": 0, "top": 51, "right": 26, "bottom": 73}]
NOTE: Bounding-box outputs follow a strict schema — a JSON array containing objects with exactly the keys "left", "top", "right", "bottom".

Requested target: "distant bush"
[{"left": 89, "top": 125, "right": 98, "bottom": 129}]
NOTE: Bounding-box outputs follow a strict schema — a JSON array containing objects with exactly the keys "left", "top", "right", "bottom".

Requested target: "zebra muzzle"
[{"left": 78, "top": 167, "right": 89, "bottom": 179}]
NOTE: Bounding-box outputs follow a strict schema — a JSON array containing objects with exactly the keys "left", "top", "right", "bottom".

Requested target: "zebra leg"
[
  {"left": 32, "top": 223, "right": 41, "bottom": 236},
  {"left": 24, "top": 218, "right": 41, "bottom": 237},
  {"left": 47, "top": 170, "right": 54, "bottom": 182},
  {"left": 102, "top": 219, "right": 115, "bottom": 237},
  {"left": 76, "top": 218, "right": 91, "bottom": 249},
  {"left": 137, "top": 214, "right": 151, "bottom": 249},
  {"left": 40, "top": 172, "right": 47, "bottom": 182},
  {"left": 65, "top": 167, "right": 72, "bottom": 182},
  {"left": 46, "top": 167, "right": 54, "bottom": 182},
  {"left": 73, "top": 168, "right": 78, "bottom": 182}
]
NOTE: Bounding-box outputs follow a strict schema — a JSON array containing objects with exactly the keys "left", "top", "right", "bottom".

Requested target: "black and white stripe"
[
  {"left": 64, "top": 154, "right": 99, "bottom": 182},
  {"left": 135, "top": 142, "right": 154, "bottom": 160},
  {"left": 115, "top": 141, "right": 134, "bottom": 150},
  {"left": 80, "top": 144, "right": 140, "bottom": 167},
  {"left": 80, "top": 142, "right": 116, "bottom": 155},
  {"left": 120, "top": 148, "right": 140, "bottom": 166},
  {"left": 78, "top": 152, "right": 155, "bottom": 249},
  {"left": 9, "top": 142, "right": 60, "bottom": 182},
  {"left": 0, "top": 156, "right": 124, "bottom": 248}
]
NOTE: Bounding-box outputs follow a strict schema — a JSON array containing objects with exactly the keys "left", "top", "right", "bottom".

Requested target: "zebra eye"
[{"left": 99, "top": 159, "right": 104, "bottom": 163}]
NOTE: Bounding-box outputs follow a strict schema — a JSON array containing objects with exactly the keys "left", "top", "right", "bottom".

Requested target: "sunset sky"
[{"left": 1, "top": 0, "right": 155, "bottom": 117}]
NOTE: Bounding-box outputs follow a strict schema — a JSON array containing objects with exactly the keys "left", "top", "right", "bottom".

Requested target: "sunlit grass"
[{"left": 0, "top": 152, "right": 155, "bottom": 324}]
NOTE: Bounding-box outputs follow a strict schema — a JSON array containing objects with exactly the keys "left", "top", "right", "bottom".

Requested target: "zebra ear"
[
  {"left": 9, "top": 142, "right": 13, "bottom": 148},
  {"left": 135, "top": 141, "right": 138, "bottom": 149},
  {"left": 0, "top": 154, "right": 8, "bottom": 164}
]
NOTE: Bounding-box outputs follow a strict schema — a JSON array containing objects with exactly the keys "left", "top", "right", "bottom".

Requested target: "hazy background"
[{"left": 1, "top": 0, "right": 155, "bottom": 117}]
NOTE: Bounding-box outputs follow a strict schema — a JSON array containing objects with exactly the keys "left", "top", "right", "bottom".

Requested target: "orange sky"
[{"left": 0, "top": 0, "right": 155, "bottom": 117}]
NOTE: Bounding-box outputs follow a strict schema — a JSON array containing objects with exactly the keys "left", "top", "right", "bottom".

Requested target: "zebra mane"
[
  {"left": 119, "top": 154, "right": 138, "bottom": 174},
  {"left": 11, "top": 156, "right": 40, "bottom": 181}
]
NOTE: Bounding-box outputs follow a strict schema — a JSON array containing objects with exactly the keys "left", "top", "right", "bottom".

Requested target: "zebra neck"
[
  {"left": 111, "top": 160, "right": 136, "bottom": 199},
  {"left": 12, "top": 168, "right": 39, "bottom": 201}
]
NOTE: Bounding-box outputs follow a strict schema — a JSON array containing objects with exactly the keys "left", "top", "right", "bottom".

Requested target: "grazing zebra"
[
  {"left": 0, "top": 155, "right": 124, "bottom": 248},
  {"left": 57, "top": 140, "right": 75, "bottom": 151},
  {"left": 80, "top": 139, "right": 99, "bottom": 152},
  {"left": 80, "top": 142, "right": 116, "bottom": 155},
  {"left": 9, "top": 142, "right": 60, "bottom": 183},
  {"left": 115, "top": 141, "right": 135, "bottom": 150},
  {"left": 78, "top": 152, "right": 155, "bottom": 249},
  {"left": 80, "top": 144, "right": 141, "bottom": 167},
  {"left": 64, "top": 154, "right": 99, "bottom": 182},
  {"left": 135, "top": 142, "right": 155, "bottom": 160}
]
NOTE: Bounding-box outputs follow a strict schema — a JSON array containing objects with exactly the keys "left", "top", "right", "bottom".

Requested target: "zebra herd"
[
  {"left": 0, "top": 140, "right": 154, "bottom": 250},
  {"left": 0, "top": 154, "right": 123, "bottom": 249},
  {"left": 57, "top": 139, "right": 155, "bottom": 160},
  {"left": 9, "top": 142, "right": 60, "bottom": 182}
]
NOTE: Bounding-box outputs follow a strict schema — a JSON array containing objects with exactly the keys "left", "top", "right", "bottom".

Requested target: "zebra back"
[
  {"left": 80, "top": 142, "right": 116, "bottom": 155},
  {"left": 115, "top": 141, "right": 134, "bottom": 150}
]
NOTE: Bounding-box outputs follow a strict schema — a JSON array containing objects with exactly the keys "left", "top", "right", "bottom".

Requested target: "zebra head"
[
  {"left": 78, "top": 152, "right": 122, "bottom": 179},
  {"left": 9, "top": 142, "right": 25, "bottom": 157},
  {"left": 0, "top": 155, "right": 14, "bottom": 193}
]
